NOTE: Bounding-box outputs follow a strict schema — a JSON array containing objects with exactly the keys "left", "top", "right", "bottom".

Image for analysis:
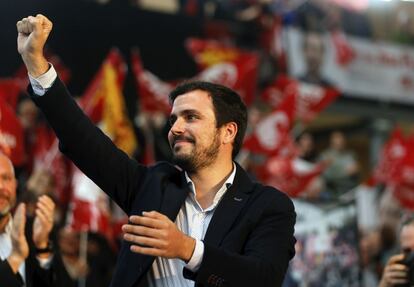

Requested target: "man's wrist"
[
  {"left": 22, "top": 54, "right": 49, "bottom": 78},
  {"left": 34, "top": 240, "right": 52, "bottom": 251},
  {"left": 181, "top": 236, "right": 196, "bottom": 263}
]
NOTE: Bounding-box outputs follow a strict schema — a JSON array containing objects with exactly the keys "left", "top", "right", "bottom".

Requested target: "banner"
[
  {"left": 283, "top": 199, "right": 360, "bottom": 286},
  {"left": 286, "top": 28, "right": 414, "bottom": 105}
]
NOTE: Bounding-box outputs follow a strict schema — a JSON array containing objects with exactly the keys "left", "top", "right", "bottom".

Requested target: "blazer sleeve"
[
  {"left": 0, "top": 260, "right": 24, "bottom": 287},
  {"left": 30, "top": 77, "right": 146, "bottom": 213},
  {"left": 184, "top": 193, "right": 296, "bottom": 287}
]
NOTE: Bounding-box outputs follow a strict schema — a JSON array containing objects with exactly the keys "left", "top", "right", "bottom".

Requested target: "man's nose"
[{"left": 170, "top": 118, "right": 185, "bottom": 134}]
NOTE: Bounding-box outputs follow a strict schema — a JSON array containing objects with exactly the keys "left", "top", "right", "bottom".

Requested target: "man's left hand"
[{"left": 122, "top": 211, "right": 195, "bottom": 262}]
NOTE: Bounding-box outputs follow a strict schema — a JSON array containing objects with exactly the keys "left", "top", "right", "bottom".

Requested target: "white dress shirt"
[
  {"left": 147, "top": 166, "right": 236, "bottom": 287},
  {"left": 0, "top": 216, "right": 26, "bottom": 284}
]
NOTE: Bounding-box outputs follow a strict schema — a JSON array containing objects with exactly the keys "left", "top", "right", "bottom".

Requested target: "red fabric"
[
  {"left": 331, "top": 30, "right": 355, "bottom": 66},
  {"left": 80, "top": 48, "right": 127, "bottom": 122},
  {"left": 243, "top": 91, "right": 296, "bottom": 156},
  {"left": 186, "top": 38, "right": 259, "bottom": 106},
  {"left": 32, "top": 137, "right": 72, "bottom": 207},
  {"left": 262, "top": 75, "right": 340, "bottom": 123},
  {"left": 0, "top": 97, "right": 25, "bottom": 166},
  {"left": 68, "top": 198, "right": 111, "bottom": 237},
  {"left": 390, "top": 183, "right": 414, "bottom": 210},
  {"left": 131, "top": 49, "right": 173, "bottom": 114},
  {"left": 295, "top": 82, "right": 340, "bottom": 123},
  {"left": 0, "top": 79, "right": 23, "bottom": 110},
  {"left": 373, "top": 127, "right": 407, "bottom": 185},
  {"left": 264, "top": 156, "right": 325, "bottom": 197},
  {"left": 184, "top": 0, "right": 198, "bottom": 16},
  {"left": 66, "top": 167, "right": 112, "bottom": 240}
]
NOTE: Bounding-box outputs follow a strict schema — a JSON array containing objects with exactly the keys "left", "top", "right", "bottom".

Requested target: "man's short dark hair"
[{"left": 169, "top": 81, "right": 248, "bottom": 159}]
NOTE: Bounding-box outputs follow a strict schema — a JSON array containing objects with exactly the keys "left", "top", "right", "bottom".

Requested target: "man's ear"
[{"left": 222, "top": 122, "right": 238, "bottom": 145}]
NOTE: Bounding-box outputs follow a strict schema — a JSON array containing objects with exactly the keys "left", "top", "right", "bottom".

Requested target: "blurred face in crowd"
[
  {"left": 168, "top": 90, "right": 222, "bottom": 172},
  {"left": 0, "top": 153, "right": 17, "bottom": 217},
  {"left": 303, "top": 33, "right": 325, "bottom": 76},
  {"left": 401, "top": 223, "right": 414, "bottom": 252},
  {"left": 17, "top": 98, "right": 38, "bottom": 130},
  {"left": 298, "top": 133, "right": 314, "bottom": 156},
  {"left": 27, "top": 168, "right": 55, "bottom": 196},
  {"left": 330, "top": 131, "right": 346, "bottom": 151},
  {"left": 58, "top": 227, "right": 80, "bottom": 257}
]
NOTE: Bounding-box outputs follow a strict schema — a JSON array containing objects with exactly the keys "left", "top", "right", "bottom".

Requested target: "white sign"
[{"left": 286, "top": 28, "right": 414, "bottom": 105}]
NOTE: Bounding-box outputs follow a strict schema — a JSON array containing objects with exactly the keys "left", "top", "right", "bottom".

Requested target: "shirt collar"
[
  {"left": 185, "top": 163, "right": 236, "bottom": 189},
  {"left": 185, "top": 163, "right": 237, "bottom": 211},
  {"left": 0, "top": 215, "right": 13, "bottom": 236}
]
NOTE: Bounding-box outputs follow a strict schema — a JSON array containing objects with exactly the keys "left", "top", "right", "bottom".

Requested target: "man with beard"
[
  {"left": 17, "top": 14, "right": 296, "bottom": 287},
  {"left": 0, "top": 152, "right": 56, "bottom": 287}
]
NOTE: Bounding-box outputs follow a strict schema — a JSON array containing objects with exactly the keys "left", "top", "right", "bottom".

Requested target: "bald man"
[{"left": 0, "top": 153, "right": 56, "bottom": 287}]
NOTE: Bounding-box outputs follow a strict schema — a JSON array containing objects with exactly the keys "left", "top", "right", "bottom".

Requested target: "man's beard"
[{"left": 172, "top": 132, "right": 220, "bottom": 173}]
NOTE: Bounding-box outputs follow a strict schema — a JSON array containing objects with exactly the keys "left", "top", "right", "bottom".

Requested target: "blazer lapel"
[
  {"left": 160, "top": 172, "right": 190, "bottom": 221},
  {"left": 203, "top": 164, "right": 255, "bottom": 247}
]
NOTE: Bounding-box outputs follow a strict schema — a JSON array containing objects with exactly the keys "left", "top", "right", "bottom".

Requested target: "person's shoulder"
[
  {"left": 147, "top": 161, "right": 183, "bottom": 180},
  {"left": 252, "top": 182, "right": 295, "bottom": 212}
]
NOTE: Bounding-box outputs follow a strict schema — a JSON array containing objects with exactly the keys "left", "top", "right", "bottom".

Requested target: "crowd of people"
[{"left": 3, "top": 1, "right": 414, "bottom": 286}]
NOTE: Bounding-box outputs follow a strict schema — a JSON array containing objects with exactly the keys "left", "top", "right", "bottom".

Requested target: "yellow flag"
[{"left": 101, "top": 62, "right": 137, "bottom": 156}]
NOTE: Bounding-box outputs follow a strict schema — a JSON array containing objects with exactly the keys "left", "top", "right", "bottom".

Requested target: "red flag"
[
  {"left": 262, "top": 75, "right": 340, "bottom": 123},
  {"left": 33, "top": 138, "right": 72, "bottom": 206},
  {"left": 261, "top": 16, "right": 287, "bottom": 72},
  {"left": 80, "top": 48, "right": 127, "bottom": 123},
  {"left": 388, "top": 183, "right": 414, "bottom": 210},
  {"left": 0, "top": 79, "right": 23, "bottom": 110},
  {"left": 262, "top": 75, "right": 296, "bottom": 108},
  {"left": 186, "top": 38, "right": 259, "bottom": 106},
  {"left": 0, "top": 97, "right": 24, "bottom": 166},
  {"left": 66, "top": 166, "right": 112, "bottom": 239},
  {"left": 243, "top": 91, "right": 296, "bottom": 156},
  {"left": 264, "top": 156, "right": 325, "bottom": 197},
  {"left": 373, "top": 127, "right": 407, "bottom": 185},
  {"left": 294, "top": 82, "right": 340, "bottom": 123},
  {"left": 131, "top": 49, "right": 173, "bottom": 114}
]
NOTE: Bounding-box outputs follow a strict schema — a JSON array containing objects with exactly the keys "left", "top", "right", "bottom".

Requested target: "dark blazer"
[
  {"left": 0, "top": 218, "right": 53, "bottom": 287},
  {"left": 31, "top": 78, "right": 296, "bottom": 287}
]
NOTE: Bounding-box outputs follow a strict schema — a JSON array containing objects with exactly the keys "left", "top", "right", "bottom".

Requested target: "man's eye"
[
  {"left": 1, "top": 175, "right": 12, "bottom": 182},
  {"left": 187, "top": 115, "right": 197, "bottom": 121}
]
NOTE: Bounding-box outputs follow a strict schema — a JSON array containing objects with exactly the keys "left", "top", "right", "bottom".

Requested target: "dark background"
[{"left": 1, "top": 0, "right": 201, "bottom": 95}]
